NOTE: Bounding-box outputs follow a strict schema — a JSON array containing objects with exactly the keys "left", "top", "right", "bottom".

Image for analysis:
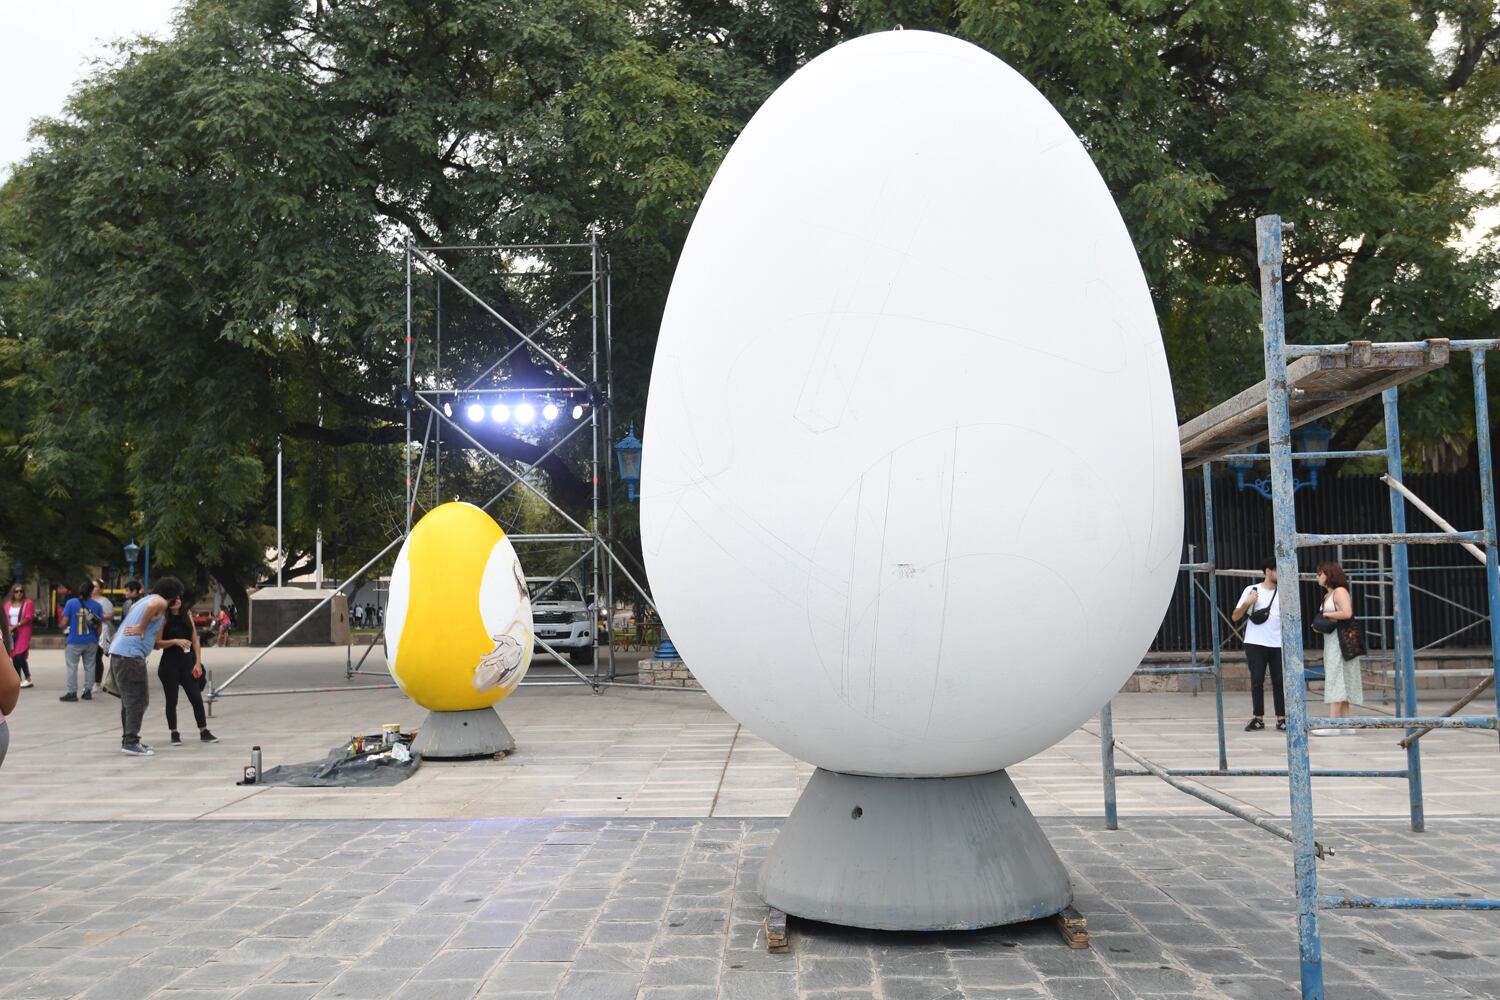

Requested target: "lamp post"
[
  {"left": 123, "top": 540, "right": 140, "bottom": 583},
  {"left": 614, "top": 423, "right": 643, "bottom": 502},
  {"left": 1228, "top": 422, "right": 1333, "bottom": 499}
]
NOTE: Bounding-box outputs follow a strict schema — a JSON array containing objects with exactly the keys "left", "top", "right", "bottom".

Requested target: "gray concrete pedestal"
[
  {"left": 411, "top": 707, "right": 515, "bottom": 760},
  {"left": 760, "top": 768, "right": 1072, "bottom": 931}
]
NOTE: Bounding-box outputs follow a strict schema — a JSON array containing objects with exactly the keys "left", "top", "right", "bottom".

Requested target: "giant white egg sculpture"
[{"left": 641, "top": 30, "right": 1182, "bottom": 928}]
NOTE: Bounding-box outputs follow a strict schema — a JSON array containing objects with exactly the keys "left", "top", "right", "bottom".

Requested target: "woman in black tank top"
[{"left": 155, "top": 596, "right": 217, "bottom": 746}]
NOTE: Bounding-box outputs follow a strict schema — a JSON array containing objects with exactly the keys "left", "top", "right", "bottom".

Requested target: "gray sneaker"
[{"left": 120, "top": 743, "right": 155, "bottom": 757}]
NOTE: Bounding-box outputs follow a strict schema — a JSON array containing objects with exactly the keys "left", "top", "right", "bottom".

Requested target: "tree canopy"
[{"left": 1, "top": 0, "right": 1497, "bottom": 600}]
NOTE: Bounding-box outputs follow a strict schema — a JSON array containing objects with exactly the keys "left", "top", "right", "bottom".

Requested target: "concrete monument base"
[
  {"left": 760, "top": 768, "right": 1072, "bottom": 930},
  {"left": 412, "top": 707, "right": 515, "bottom": 760}
]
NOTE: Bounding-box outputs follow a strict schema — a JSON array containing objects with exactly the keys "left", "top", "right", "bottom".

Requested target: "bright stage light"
[
  {"left": 542, "top": 403, "right": 559, "bottom": 422},
  {"left": 491, "top": 404, "right": 510, "bottom": 423},
  {"left": 572, "top": 404, "right": 584, "bottom": 420},
  {"left": 443, "top": 401, "right": 453, "bottom": 418},
  {"left": 515, "top": 403, "right": 535, "bottom": 424},
  {"left": 465, "top": 403, "right": 485, "bottom": 422}
]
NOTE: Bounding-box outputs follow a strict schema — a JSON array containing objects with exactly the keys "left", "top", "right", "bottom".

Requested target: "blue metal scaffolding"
[{"left": 1099, "top": 213, "right": 1500, "bottom": 999}]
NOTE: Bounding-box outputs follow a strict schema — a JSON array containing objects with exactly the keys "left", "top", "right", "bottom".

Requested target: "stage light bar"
[{"left": 466, "top": 403, "right": 485, "bottom": 422}]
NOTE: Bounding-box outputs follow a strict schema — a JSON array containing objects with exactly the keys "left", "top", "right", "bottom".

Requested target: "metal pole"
[
  {"left": 1379, "top": 544, "right": 1390, "bottom": 705},
  {"left": 315, "top": 529, "right": 322, "bottom": 588},
  {"left": 435, "top": 274, "right": 441, "bottom": 506},
  {"left": 276, "top": 439, "right": 284, "bottom": 587},
  {"left": 405, "top": 238, "right": 414, "bottom": 535},
  {"left": 590, "top": 233, "right": 602, "bottom": 687},
  {"left": 605, "top": 253, "right": 617, "bottom": 682},
  {"left": 1205, "top": 463, "right": 1228, "bottom": 770},
  {"left": 1380, "top": 476, "right": 1487, "bottom": 565},
  {"left": 1100, "top": 700, "right": 1118, "bottom": 830},
  {"left": 209, "top": 533, "right": 404, "bottom": 697},
  {"left": 1469, "top": 350, "right": 1500, "bottom": 751},
  {"left": 1112, "top": 739, "right": 1331, "bottom": 859},
  {"left": 1188, "top": 544, "right": 1200, "bottom": 697},
  {"left": 1256, "top": 214, "right": 1324, "bottom": 1000},
  {"left": 1383, "top": 387, "right": 1424, "bottom": 832}
]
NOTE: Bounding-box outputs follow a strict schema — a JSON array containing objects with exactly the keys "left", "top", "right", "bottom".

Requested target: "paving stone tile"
[
  {"left": 554, "top": 970, "right": 643, "bottom": 1000},
  {"left": 411, "top": 947, "right": 505, "bottom": 981},
  {"left": 446, "top": 921, "right": 524, "bottom": 950}
]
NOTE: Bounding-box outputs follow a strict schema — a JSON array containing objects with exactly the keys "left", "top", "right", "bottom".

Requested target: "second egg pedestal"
[
  {"left": 411, "top": 707, "right": 516, "bottom": 760},
  {"left": 759, "top": 768, "right": 1072, "bottom": 930}
]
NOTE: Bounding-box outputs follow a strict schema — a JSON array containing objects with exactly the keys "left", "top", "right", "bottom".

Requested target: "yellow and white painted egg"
[{"left": 385, "top": 502, "right": 533, "bottom": 711}]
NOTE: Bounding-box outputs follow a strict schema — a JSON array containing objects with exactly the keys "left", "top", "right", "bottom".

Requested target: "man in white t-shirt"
[{"left": 1232, "top": 557, "right": 1285, "bottom": 732}]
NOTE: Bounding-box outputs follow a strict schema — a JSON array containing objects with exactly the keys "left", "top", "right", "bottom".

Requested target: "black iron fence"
[{"left": 1154, "top": 472, "right": 1493, "bottom": 652}]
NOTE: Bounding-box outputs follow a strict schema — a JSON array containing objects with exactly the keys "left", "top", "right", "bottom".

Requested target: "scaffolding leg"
[
  {"left": 1205, "top": 464, "right": 1228, "bottom": 770},
  {"left": 1470, "top": 351, "right": 1500, "bottom": 750},
  {"left": 1383, "top": 388, "right": 1425, "bottom": 833},
  {"left": 1100, "top": 700, "right": 1118, "bottom": 831},
  {"left": 1188, "top": 547, "right": 1200, "bottom": 697},
  {"left": 1257, "top": 214, "right": 1323, "bottom": 1000}
]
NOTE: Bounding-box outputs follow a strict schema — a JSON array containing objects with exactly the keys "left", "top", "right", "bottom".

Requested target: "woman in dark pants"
[{"left": 155, "top": 595, "right": 217, "bottom": 746}]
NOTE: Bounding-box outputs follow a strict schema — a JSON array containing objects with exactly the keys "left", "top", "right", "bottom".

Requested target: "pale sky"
[{"left": 0, "top": 0, "right": 181, "bottom": 178}]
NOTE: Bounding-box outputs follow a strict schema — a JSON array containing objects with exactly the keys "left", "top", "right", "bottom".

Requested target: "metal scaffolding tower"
[{"left": 1100, "top": 214, "right": 1500, "bottom": 999}]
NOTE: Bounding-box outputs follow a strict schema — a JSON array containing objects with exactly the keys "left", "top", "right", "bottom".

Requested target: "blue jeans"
[{"left": 64, "top": 644, "right": 97, "bottom": 695}]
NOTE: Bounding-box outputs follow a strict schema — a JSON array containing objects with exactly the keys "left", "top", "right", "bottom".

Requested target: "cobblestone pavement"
[{"left": 3, "top": 816, "right": 1497, "bottom": 1000}]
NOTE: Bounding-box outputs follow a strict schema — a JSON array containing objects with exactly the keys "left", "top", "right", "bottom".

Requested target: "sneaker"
[
  {"left": 120, "top": 743, "right": 155, "bottom": 756},
  {"left": 170, "top": 732, "right": 183, "bottom": 746},
  {"left": 1276, "top": 719, "right": 1287, "bottom": 731},
  {"left": 138, "top": 742, "right": 154, "bottom": 752},
  {"left": 199, "top": 730, "right": 219, "bottom": 744},
  {"left": 58, "top": 692, "right": 78, "bottom": 702},
  {"left": 1244, "top": 718, "right": 1265, "bottom": 731},
  {"left": 19, "top": 679, "right": 32, "bottom": 688},
  {"left": 80, "top": 690, "right": 92, "bottom": 701},
  {"left": 91, "top": 683, "right": 101, "bottom": 693}
]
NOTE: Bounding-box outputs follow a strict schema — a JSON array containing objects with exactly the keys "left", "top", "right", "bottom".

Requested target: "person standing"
[
  {"left": 4, "top": 585, "right": 36, "bottom": 688},
  {"left": 215, "top": 607, "right": 231, "bottom": 646},
  {"left": 58, "top": 581, "right": 104, "bottom": 702},
  {"left": 1231, "top": 557, "right": 1285, "bottom": 732},
  {"left": 156, "top": 593, "right": 217, "bottom": 745},
  {"left": 1313, "top": 562, "right": 1362, "bottom": 737},
  {"left": 110, "top": 576, "right": 184, "bottom": 756},
  {"left": 93, "top": 578, "right": 115, "bottom": 694},
  {"left": 121, "top": 579, "right": 144, "bottom": 617}
]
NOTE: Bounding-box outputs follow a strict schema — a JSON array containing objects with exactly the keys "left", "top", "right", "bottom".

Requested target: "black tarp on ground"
[{"left": 258, "top": 745, "right": 419, "bottom": 787}]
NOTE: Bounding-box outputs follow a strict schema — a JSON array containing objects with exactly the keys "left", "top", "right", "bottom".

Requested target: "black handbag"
[
  {"left": 1337, "top": 619, "right": 1368, "bottom": 660},
  {"left": 1312, "top": 615, "right": 1338, "bottom": 634},
  {"left": 1249, "top": 586, "right": 1277, "bottom": 625}
]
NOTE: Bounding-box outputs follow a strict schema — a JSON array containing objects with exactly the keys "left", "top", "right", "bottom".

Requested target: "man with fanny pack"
[{"left": 1232, "top": 556, "right": 1285, "bottom": 732}]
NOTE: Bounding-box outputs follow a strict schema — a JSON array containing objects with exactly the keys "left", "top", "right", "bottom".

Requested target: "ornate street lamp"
[
  {"left": 123, "top": 540, "right": 141, "bottom": 582},
  {"left": 614, "top": 423, "right": 643, "bottom": 502},
  {"left": 1228, "top": 422, "right": 1333, "bottom": 499}
]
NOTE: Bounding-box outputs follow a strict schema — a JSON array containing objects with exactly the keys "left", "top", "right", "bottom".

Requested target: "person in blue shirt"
[
  {"left": 109, "top": 576, "right": 184, "bottom": 757},
  {"left": 58, "top": 581, "right": 104, "bottom": 702}
]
